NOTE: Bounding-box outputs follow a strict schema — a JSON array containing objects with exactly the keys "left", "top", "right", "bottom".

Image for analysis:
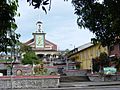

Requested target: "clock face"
[{"left": 36, "top": 35, "right": 44, "bottom": 48}]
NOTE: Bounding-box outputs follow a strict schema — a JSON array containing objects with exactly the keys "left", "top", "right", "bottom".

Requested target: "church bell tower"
[{"left": 32, "top": 21, "right": 46, "bottom": 49}]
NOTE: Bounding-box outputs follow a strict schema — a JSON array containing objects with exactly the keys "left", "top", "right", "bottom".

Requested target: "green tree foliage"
[
  {"left": 27, "top": 0, "right": 52, "bottom": 13},
  {"left": 22, "top": 51, "right": 39, "bottom": 65},
  {"left": 0, "top": 0, "right": 20, "bottom": 53},
  {"left": 20, "top": 43, "right": 39, "bottom": 65},
  {"left": 20, "top": 43, "right": 32, "bottom": 53},
  {"left": 92, "top": 52, "right": 109, "bottom": 72},
  {"left": 99, "top": 52, "right": 109, "bottom": 67},
  {"left": 72, "top": 0, "right": 120, "bottom": 47},
  {"left": 20, "top": 43, "right": 38, "bottom": 65}
]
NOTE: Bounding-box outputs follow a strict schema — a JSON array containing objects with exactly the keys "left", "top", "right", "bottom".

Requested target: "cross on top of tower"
[{"left": 36, "top": 21, "right": 43, "bottom": 33}]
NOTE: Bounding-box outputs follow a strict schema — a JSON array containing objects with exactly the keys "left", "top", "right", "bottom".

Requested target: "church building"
[{"left": 24, "top": 21, "right": 60, "bottom": 62}]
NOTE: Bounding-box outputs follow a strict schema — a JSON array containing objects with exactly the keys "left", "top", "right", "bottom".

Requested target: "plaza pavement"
[{"left": 59, "top": 81, "right": 120, "bottom": 87}]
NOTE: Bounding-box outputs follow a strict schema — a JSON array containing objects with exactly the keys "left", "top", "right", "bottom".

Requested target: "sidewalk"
[{"left": 60, "top": 81, "right": 120, "bottom": 87}]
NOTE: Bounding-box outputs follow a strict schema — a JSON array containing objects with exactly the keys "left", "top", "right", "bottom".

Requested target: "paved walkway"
[{"left": 60, "top": 81, "right": 120, "bottom": 87}]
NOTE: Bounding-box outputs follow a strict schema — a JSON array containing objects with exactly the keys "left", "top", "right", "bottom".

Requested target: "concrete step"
[{"left": 60, "top": 76, "right": 90, "bottom": 82}]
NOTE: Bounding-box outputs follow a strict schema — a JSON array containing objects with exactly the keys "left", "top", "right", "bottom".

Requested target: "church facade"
[{"left": 24, "top": 21, "right": 60, "bottom": 62}]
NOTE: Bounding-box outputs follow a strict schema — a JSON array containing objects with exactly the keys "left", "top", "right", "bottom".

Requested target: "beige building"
[{"left": 68, "top": 42, "right": 108, "bottom": 70}]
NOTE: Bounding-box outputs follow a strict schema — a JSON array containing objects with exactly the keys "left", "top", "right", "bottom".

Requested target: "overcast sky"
[{"left": 16, "top": 0, "right": 94, "bottom": 50}]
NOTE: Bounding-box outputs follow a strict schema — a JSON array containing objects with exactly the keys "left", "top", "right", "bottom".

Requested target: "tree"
[
  {"left": 0, "top": 0, "right": 20, "bottom": 53},
  {"left": 99, "top": 52, "right": 109, "bottom": 67},
  {"left": 20, "top": 43, "right": 32, "bottom": 53},
  {"left": 20, "top": 44, "right": 39, "bottom": 65},
  {"left": 72, "top": 0, "right": 120, "bottom": 47},
  {"left": 22, "top": 51, "right": 39, "bottom": 65},
  {"left": 27, "top": 0, "right": 52, "bottom": 14},
  {"left": 92, "top": 52, "right": 109, "bottom": 72}
]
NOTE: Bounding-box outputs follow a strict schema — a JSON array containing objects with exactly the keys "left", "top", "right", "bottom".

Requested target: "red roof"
[{"left": 24, "top": 38, "right": 57, "bottom": 51}]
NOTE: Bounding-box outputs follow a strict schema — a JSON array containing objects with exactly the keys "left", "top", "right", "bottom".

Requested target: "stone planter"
[
  {"left": 88, "top": 74, "right": 118, "bottom": 81},
  {"left": 88, "top": 74, "right": 104, "bottom": 81},
  {"left": 0, "top": 75, "right": 60, "bottom": 89}
]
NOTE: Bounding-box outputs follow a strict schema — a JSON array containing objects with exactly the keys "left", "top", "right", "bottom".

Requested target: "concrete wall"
[
  {"left": 63, "top": 69, "right": 88, "bottom": 76},
  {"left": 88, "top": 74, "right": 120, "bottom": 81},
  {"left": 0, "top": 76, "right": 60, "bottom": 89}
]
